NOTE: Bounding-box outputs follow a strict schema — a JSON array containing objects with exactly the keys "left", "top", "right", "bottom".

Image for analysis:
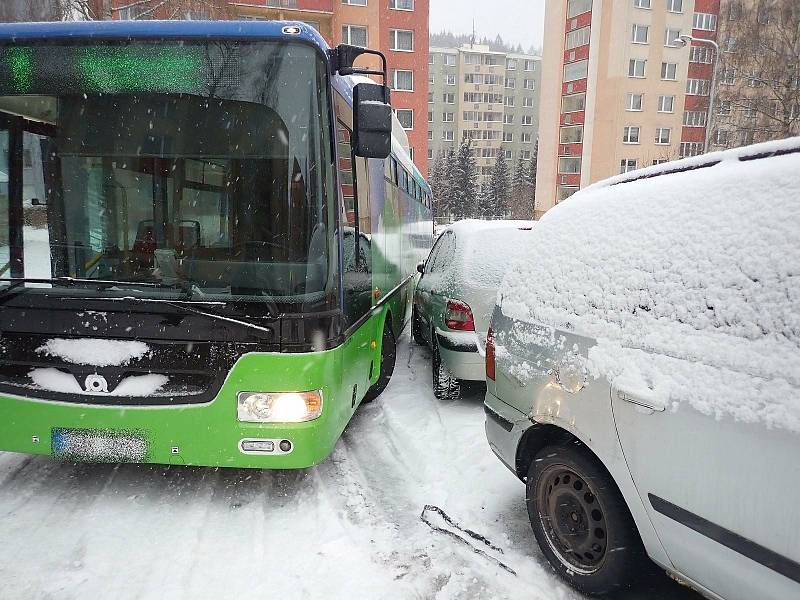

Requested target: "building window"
[
  {"left": 446, "top": 74, "right": 456, "bottom": 85},
  {"left": 442, "top": 92, "right": 455, "bottom": 104},
  {"left": 628, "top": 59, "right": 646, "bottom": 78},
  {"left": 428, "top": 111, "right": 433, "bottom": 123},
  {"left": 620, "top": 159, "right": 638, "bottom": 173},
  {"left": 680, "top": 142, "right": 704, "bottom": 157},
  {"left": 634, "top": 0, "right": 650, "bottom": 8},
  {"left": 718, "top": 100, "right": 732, "bottom": 116},
  {"left": 661, "top": 62, "right": 678, "bottom": 80},
  {"left": 689, "top": 46, "right": 713, "bottom": 63},
  {"left": 428, "top": 91, "right": 433, "bottom": 103},
  {"left": 428, "top": 53, "right": 435, "bottom": 64},
  {"left": 342, "top": 24, "right": 367, "bottom": 47},
  {"left": 392, "top": 69, "right": 414, "bottom": 91},
  {"left": 714, "top": 129, "right": 730, "bottom": 146},
  {"left": 564, "top": 59, "right": 588, "bottom": 82},
  {"left": 524, "top": 79, "right": 536, "bottom": 90},
  {"left": 503, "top": 132, "right": 514, "bottom": 142},
  {"left": 560, "top": 125, "right": 583, "bottom": 144},
  {"left": 524, "top": 60, "right": 536, "bottom": 71},
  {"left": 657, "top": 95, "right": 675, "bottom": 113},
  {"left": 522, "top": 132, "right": 533, "bottom": 143},
  {"left": 559, "top": 157, "right": 582, "bottom": 173},
  {"left": 464, "top": 53, "right": 480, "bottom": 65},
  {"left": 523, "top": 97, "right": 534, "bottom": 108},
  {"left": 566, "top": 26, "right": 591, "bottom": 50},
  {"left": 507, "top": 59, "right": 517, "bottom": 70},
  {"left": 395, "top": 109, "right": 413, "bottom": 130},
  {"left": 389, "top": 0, "right": 413, "bottom": 10},
  {"left": 567, "top": 0, "right": 592, "bottom": 19},
  {"left": 428, "top": 148, "right": 433, "bottom": 159},
  {"left": 522, "top": 115, "right": 534, "bottom": 126},
  {"left": 505, "top": 77, "right": 516, "bottom": 89},
  {"left": 626, "top": 92, "right": 643, "bottom": 111},
  {"left": 503, "top": 114, "right": 514, "bottom": 124},
  {"left": 442, "top": 130, "right": 454, "bottom": 141},
  {"left": 741, "top": 129, "right": 755, "bottom": 145},
  {"left": 428, "top": 73, "right": 434, "bottom": 84},
  {"left": 720, "top": 67, "right": 737, "bottom": 85},
  {"left": 631, "top": 24, "right": 649, "bottom": 44},
  {"left": 389, "top": 29, "right": 414, "bottom": 52},
  {"left": 442, "top": 112, "right": 454, "bottom": 122},
  {"left": 623, "top": 126, "right": 640, "bottom": 144},
  {"left": 562, "top": 93, "right": 586, "bottom": 112},
  {"left": 665, "top": 28, "right": 682, "bottom": 47},
  {"left": 693, "top": 13, "right": 717, "bottom": 31},
  {"left": 683, "top": 111, "right": 707, "bottom": 127},
  {"left": 667, "top": 0, "right": 683, "bottom": 12},
  {"left": 686, "top": 78, "right": 710, "bottom": 95},
  {"left": 504, "top": 96, "right": 515, "bottom": 107},
  {"left": 342, "top": 0, "right": 367, "bottom": 5},
  {"left": 655, "top": 127, "right": 671, "bottom": 144},
  {"left": 445, "top": 54, "right": 456, "bottom": 66},
  {"left": 503, "top": 150, "right": 513, "bottom": 160}
]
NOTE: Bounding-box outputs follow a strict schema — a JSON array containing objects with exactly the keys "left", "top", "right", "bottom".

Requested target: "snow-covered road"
[{"left": 0, "top": 333, "right": 699, "bottom": 599}]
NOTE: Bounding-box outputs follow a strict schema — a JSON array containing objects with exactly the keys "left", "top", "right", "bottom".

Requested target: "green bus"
[{"left": 0, "top": 20, "right": 433, "bottom": 468}]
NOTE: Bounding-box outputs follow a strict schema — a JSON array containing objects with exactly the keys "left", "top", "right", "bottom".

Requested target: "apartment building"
[
  {"left": 232, "top": 0, "right": 430, "bottom": 173},
  {"left": 536, "top": 0, "right": 720, "bottom": 218},
  {"left": 428, "top": 44, "right": 540, "bottom": 184}
]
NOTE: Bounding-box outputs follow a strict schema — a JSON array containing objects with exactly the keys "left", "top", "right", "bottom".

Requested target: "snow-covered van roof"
[{"left": 499, "top": 137, "right": 800, "bottom": 432}]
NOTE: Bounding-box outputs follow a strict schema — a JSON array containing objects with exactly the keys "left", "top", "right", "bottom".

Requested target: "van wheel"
[
  {"left": 527, "top": 444, "right": 649, "bottom": 595},
  {"left": 432, "top": 340, "right": 461, "bottom": 400},
  {"left": 411, "top": 305, "right": 426, "bottom": 346},
  {"left": 363, "top": 320, "right": 396, "bottom": 403}
]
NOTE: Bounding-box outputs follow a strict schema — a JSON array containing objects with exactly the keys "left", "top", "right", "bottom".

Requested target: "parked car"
[
  {"left": 484, "top": 140, "right": 800, "bottom": 599},
  {"left": 412, "top": 220, "right": 535, "bottom": 399}
]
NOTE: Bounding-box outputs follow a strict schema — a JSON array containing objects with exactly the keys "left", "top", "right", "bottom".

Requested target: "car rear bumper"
[
  {"left": 436, "top": 330, "right": 485, "bottom": 381},
  {"left": 484, "top": 390, "right": 529, "bottom": 478}
]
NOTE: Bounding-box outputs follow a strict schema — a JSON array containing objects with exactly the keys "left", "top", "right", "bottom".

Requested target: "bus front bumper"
[{"left": 0, "top": 349, "right": 360, "bottom": 470}]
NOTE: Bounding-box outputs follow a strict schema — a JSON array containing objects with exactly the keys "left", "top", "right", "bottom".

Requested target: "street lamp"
[{"left": 676, "top": 34, "right": 721, "bottom": 152}]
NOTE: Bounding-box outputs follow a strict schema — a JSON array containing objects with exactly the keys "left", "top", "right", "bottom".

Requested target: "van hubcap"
[{"left": 537, "top": 466, "right": 607, "bottom": 574}]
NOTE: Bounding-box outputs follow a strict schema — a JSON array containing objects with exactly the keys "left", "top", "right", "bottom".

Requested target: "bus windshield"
[{"left": 0, "top": 40, "right": 334, "bottom": 306}]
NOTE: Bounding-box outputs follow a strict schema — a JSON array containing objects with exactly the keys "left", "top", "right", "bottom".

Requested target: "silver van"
[{"left": 484, "top": 140, "right": 800, "bottom": 599}]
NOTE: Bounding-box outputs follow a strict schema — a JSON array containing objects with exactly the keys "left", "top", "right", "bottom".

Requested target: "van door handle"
[{"left": 614, "top": 386, "right": 666, "bottom": 412}]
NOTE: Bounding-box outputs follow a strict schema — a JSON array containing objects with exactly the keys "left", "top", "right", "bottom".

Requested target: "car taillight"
[
  {"left": 486, "top": 326, "right": 496, "bottom": 381},
  {"left": 445, "top": 299, "right": 475, "bottom": 331}
]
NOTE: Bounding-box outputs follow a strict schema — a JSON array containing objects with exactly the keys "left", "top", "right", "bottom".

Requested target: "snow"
[
  {"left": 0, "top": 334, "right": 694, "bottom": 599},
  {"left": 29, "top": 367, "right": 169, "bottom": 397},
  {"left": 36, "top": 338, "right": 151, "bottom": 367},
  {"left": 499, "top": 143, "right": 800, "bottom": 432}
]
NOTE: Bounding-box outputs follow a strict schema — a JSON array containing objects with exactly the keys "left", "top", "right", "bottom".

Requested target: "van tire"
[
  {"left": 526, "top": 444, "right": 649, "bottom": 595},
  {"left": 363, "top": 320, "right": 396, "bottom": 403},
  {"left": 432, "top": 340, "right": 461, "bottom": 401}
]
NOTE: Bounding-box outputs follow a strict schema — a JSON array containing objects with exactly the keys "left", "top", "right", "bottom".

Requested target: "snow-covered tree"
[
  {"left": 451, "top": 140, "right": 477, "bottom": 220},
  {"left": 482, "top": 152, "right": 511, "bottom": 218}
]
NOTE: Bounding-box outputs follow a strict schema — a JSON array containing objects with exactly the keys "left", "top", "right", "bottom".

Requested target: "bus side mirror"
[
  {"left": 353, "top": 83, "right": 392, "bottom": 159},
  {"left": 416, "top": 262, "right": 425, "bottom": 274}
]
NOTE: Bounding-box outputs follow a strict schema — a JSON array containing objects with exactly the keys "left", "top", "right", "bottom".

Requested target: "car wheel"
[
  {"left": 432, "top": 339, "right": 461, "bottom": 401},
  {"left": 411, "top": 304, "right": 426, "bottom": 346},
  {"left": 363, "top": 319, "right": 396, "bottom": 403},
  {"left": 526, "top": 444, "right": 649, "bottom": 595}
]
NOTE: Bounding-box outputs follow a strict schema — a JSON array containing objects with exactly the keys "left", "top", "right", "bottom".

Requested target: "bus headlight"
[{"left": 237, "top": 391, "right": 323, "bottom": 423}]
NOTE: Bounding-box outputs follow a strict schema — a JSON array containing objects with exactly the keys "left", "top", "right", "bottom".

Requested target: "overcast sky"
[{"left": 429, "top": 0, "right": 545, "bottom": 52}]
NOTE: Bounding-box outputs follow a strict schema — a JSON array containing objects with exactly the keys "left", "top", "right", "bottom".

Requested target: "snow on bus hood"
[
  {"left": 36, "top": 338, "right": 151, "bottom": 367},
  {"left": 499, "top": 146, "right": 800, "bottom": 432}
]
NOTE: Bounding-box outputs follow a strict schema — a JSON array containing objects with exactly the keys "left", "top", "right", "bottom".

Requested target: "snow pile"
[
  {"left": 36, "top": 338, "right": 151, "bottom": 367},
  {"left": 29, "top": 368, "right": 169, "bottom": 397},
  {"left": 500, "top": 145, "right": 800, "bottom": 431}
]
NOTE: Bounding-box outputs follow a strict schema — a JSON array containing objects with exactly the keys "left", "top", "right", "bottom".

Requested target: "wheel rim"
[{"left": 536, "top": 464, "right": 608, "bottom": 574}]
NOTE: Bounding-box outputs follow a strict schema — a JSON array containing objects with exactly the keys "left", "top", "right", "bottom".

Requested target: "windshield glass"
[{"left": 0, "top": 40, "right": 335, "bottom": 307}]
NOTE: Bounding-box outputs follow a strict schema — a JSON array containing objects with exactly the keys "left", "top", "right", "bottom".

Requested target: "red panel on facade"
[
  {"left": 564, "top": 45, "right": 590, "bottom": 63},
  {"left": 558, "top": 173, "right": 581, "bottom": 187},
  {"left": 691, "top": 29, "right": 717, "bottom": 41},
  {"left": 559, "top": 143, "right": 583, "bottom": 157},
  {"left": 562, "top": 79, "right": 587, "bottom": 95},
  {"left": 684, "top": 95, "right": 710, "bottom": 111},
  {"left": 565, "top": 12, "right": 592, "bottom": 30},
  {"left": 560, "top": 111, "right": 585, "bottom": 126},
  {"left": 693, "top": 0, "right": 720, "bottom": 14},
  {"left": 681, "top": 127, "right": 706, "bottom": 143},
  {"left": 688, "top": 63, "right": 713, "bottom": 79}
]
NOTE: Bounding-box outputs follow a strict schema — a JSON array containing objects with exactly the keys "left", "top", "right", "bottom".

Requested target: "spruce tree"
[
  {"left": 485, "top": 152, "right": 511, "bottom": 218},
  {"left": 452, "top": 139, "right": 477, "bottom": 220}
]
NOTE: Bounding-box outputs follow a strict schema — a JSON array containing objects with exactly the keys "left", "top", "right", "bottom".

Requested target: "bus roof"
[{"left": 0, "top": 19, "right": 329, "bottom": 50}]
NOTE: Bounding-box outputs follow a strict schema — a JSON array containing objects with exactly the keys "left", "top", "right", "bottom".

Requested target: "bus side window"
[{"left": 337, "top": 120, "right": 372, "bottom": 324}]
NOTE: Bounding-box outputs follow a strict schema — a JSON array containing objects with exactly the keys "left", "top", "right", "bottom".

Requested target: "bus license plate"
[{"left": 52, "top": 428, "right": 147, "bottom": 463}]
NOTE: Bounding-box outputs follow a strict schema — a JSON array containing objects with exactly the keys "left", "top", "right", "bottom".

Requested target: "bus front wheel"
[{"left": 363, "top": 320, "right": 396, "bottom": 403}]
